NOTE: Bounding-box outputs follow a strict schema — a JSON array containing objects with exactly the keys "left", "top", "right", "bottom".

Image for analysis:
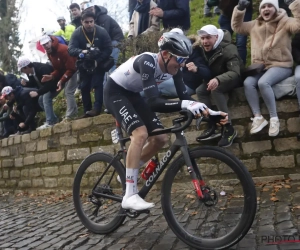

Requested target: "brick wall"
[{"left": 0, "top": 87, "right": 300, "bottom": 194}]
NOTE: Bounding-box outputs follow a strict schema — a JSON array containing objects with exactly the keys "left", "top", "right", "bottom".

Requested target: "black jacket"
[
  {"left": 183, "top": 36, "right": 211, "bottom": 91},
  {"left": 158, "top": 0, "right": 190, "bottom": 30},
  {"left": 292, "top": 33, "right": 300, "bottom": 64},
  {"left": 25, "top": 62, "right": 57, "bottom": 95},
  {"left": 71, "top": 17, "right": 81, "bottom": 29},
  {"left": 129, "top": 0, "right": 137, "bottom": 12},
  {"left": 94, "top": 5, "right": 124, "bottom": 42},
  {"left": 218, "top": 0, "right": 252, "bottom": 18},
  {"left": 12, "top": 86, "right": 42, "bottom": 127},
  {"left": 68, "top": 25, "right": 113, "bottom": 71}
]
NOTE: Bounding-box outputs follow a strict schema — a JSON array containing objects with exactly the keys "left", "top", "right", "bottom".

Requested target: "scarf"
[{"left": 135, "top": 0, "right": 151, "bottom": 35}]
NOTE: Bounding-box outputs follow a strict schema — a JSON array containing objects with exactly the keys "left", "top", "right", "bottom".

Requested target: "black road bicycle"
[{"left": 73, "top": 111, "right": 257, "bottom": 250}]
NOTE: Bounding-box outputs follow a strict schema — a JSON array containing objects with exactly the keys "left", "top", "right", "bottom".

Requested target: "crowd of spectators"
[{"left": 0, "top": 0, "right": 299, "bottom": 148}]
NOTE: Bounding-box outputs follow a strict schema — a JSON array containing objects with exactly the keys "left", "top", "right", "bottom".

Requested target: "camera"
[{"left": 76, "top": 46, "right": 100, "bottom": 74}]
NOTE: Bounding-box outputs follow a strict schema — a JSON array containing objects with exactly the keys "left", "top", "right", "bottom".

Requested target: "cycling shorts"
[{"left": 104, "top": 78, "right": 164, "bottom": 135}]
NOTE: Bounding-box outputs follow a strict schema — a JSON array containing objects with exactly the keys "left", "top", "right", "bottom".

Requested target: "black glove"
[
  {"left": 237, "top": 0, "right": 250, "bottom": 10},
  {"left": 284, "top": 0, "right": 295, "bottom": 5}
]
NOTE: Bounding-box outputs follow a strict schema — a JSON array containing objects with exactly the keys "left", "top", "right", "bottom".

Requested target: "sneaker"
[
  {"left": 196, "top": 127, "right": 222, "bottom": 141},
  {"left": 269, "top": 117, "right": 280, "bottom": 137},
  {"left": 250, "top": 116, "right": 268, "bottom": 134},
  {"left": 74, "top": 88, "right": 81, "bottom": 96},
  {"left": 122, "top": 194, "right": 155, "bottom": 210},
  {"left": 9, "top": 131, "right": 21, "bottom": 137},
  {"left": 36, "top": 123, "right": 53, "bottom": 130},
  {"left": 86, "top": 109, "right": 101, "bottom": 117},
  {"left": 60, "top": 115, "right": 77, "bottom": 123},
  {"left": 218, "top": 125, "right": 237, "bottom": 148}
]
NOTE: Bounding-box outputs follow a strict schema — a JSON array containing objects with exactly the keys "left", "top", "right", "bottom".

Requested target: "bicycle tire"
[
  {"left": 161, "top": 146, "right": 257, "bottom": 250},
  {"left": 73, "top": 152, "right": 126, "bottom": 234}
]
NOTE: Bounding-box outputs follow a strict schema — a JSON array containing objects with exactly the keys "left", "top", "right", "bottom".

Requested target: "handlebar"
[{"left": 171, "top": 110, "right": 194, "bottom": 133}]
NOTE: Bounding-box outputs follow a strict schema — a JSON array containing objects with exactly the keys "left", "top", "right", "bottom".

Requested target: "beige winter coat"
[
  {"left": 128, "top": 0, "right": 160, "bottom": 37},
  {"left": 231, "top": 0, "right": 300, "bottom": 69}
]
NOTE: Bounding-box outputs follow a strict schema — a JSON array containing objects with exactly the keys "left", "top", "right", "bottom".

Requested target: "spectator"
[
  {"left": 231, "top": 0, "right": 300, "bottom": 137},
  {"left": 82, "top": 2, "right": 124, "bottom": 73},
  {"left": 0, "top": 95, "right": 14, "bottom": 138},
  {"left": 54, "top": 16, "right": 76, "bottom": 43},
  {"left": 70, "top": 3, "right": 82, "bottom": 28},
  {"left": 204, "top": 0, "right": 220, "bottom": 17},
  {"left": 149, "top": 0, "right": 190, "bottom": 31},
  {"left": 279, "top": 0, "right": 292, "bottom": 16},
  {"left": 128, "top": 0, "right": 160, "bottom": 38},
  {"left": 142, "top": 28, "right": 211, "bottom": 97},
  {"left": 217, "top": 0, "right": 252, "bottom": 64},
  {"left": 39, "top": 35, "right": 78, "bottom": 122},
  {"left": 17, "top": 57, "right": 58, "bottom": 129},
  {"left": 196, "top": 25, "right": 244, "bottom": 147},
  {"left": 0, "top": 71, "right": 21, "bottom": 92},
  {"left": 129, "top": 0, "right": 137, "bottom": 22},
  {"left": 68, "top": 11, "right": 112, "bottom": 118},
  {"left": 1, "top": 86, "right": 42, "bottom": 135},
  {"left": 292, "top": 33, "right": 300, "bottom": 139}
]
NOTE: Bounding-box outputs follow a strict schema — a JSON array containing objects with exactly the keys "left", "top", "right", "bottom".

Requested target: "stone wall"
[{"left": 0, "top": 87, "right": 300, "bottom": 194}]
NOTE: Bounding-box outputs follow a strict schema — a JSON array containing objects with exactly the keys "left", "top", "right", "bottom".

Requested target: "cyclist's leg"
[
  {"left": 133, "top": 96, "right": 168, "bottom": 164},
  {"left": 104, "top": 78, "right": 155, "bottom": 210}
]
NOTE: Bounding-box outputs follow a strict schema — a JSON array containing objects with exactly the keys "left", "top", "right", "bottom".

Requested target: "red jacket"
[{"left": 47, "top": 36, "right": 77, "bottom": 84}]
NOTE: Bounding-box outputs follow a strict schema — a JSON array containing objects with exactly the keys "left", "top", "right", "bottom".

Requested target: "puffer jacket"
[
  {"left": 183, "top": 35, "right": 211, "bottom": 90},
  {"left": 46, "top": 36, "right": 77, "bottom": 84},
  {"left": 199, "top": 30, "right": 244, "bottom": 85},
  {"left": 94, "top": 5, "right": 124, "bottom": 42},
  {"left": 231, "top": 0, "right": 300, "bottom": 69}
]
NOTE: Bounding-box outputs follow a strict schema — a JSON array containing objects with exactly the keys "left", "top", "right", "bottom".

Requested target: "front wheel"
[
  {"left": 161, "top": 146, "right": 257, "bottom": 250},
  {"left": 73, "top": 152, "right": 126, "bottom": 234}
]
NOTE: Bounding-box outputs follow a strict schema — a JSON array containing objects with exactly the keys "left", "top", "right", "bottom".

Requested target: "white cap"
[
  {"left": 170, "top": 28, "right": 184, "bottom": 35},
  {"left": 57, "top": 16, "right": 65, "bottom": 21},
  {"left": 259, "top": 0, "right": 279, "bottom": 12},
  {"left": 1, "top": 86, "right": 13, "bottom": 96},
  {"left": 17, "top": 56, "right": 31, "bottom": 71},
  {"left": 40, "top": 35, "right": 51, "bottom": 45},
  {"left": 83, "top": 2, "right": 94, "bottom": 10},
  {"left": 197, "top": 24, "right": 219, "bottom": 36}
]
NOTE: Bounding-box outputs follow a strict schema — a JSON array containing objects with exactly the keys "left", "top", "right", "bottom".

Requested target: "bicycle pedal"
[{"left": 124, "top": 209, "right": 150, "bottom": 218}]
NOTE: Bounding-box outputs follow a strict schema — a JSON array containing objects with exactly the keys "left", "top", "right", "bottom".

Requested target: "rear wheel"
[
  {"left": 73, "top": 152, "right": 126, "bottom": 234},
  {"left": 161, "top": 146, "right": 257, "bottom": 250}
]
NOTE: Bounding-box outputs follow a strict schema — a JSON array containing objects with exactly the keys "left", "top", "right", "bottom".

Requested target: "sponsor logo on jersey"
[
  {"left": 141, "top": 73, "right": 149, "bottom": 80},
  {"left": 143, "top": 85, "right": 155, "bottom": 91},
  {"left": 155, "top": 74, "right": 169, "bottom": 82},
  {"left": 144, "top": 61, "right": 155, "bottom": 69},
  {"left": 124, "top": 70, "right": 130, "bottom": 76}
]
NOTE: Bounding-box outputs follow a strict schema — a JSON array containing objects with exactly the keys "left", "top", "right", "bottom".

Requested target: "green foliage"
[{"left": 0, "top": 0, "right": 23, "bottom": 73}]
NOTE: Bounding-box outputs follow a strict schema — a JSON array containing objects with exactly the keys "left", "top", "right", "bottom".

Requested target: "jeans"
[
  {"left": 244, "top": 67, "right": 293, "bottom": 118},
  {"left": 196, "top": 78, "right": 240, "bottom": 123},
  {"left": 218, "top": 8, "right": 252, "bottom": 64},
  {"left": 110, "top": 40, "right": 120, "bottom": 74},
  {"left": 80, "top": 71, "right": 105, "bottom": 113},
  {"left": 140, "top": 78, "right": 195, "bottom": 98},
  {"left": 39, "top": 91, "right": 58, "bottom": 125},
  {"left": 64, "top": 72, "right": 78, "bottom": 118},
  {"left": 293, "top": 65, "right": 300, "bottom": 110}
]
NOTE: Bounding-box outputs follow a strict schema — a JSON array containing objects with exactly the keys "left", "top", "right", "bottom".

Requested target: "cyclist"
[{"left": 104, "top": 32, "right": 228, "bottom": 211}]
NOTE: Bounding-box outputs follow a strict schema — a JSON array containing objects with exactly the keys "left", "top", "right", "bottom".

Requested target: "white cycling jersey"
[{"left": 110, "top": 52, "right": 173, "bottom": 93}]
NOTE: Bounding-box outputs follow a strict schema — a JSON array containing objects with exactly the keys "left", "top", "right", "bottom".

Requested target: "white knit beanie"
[{"left": 259, "top": 0, "right": 279, "bottom": 12}]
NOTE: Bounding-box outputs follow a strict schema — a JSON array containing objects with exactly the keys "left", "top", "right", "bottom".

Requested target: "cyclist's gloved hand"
[
  {"left": 208, "top": 109, "right": 228, "bottom": 125},
  {"left": 181, "top": 100, "right": 208, "bottom": 116}
]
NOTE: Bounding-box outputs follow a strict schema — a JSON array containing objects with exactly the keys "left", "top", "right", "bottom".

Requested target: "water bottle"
[
  {"left": 141, "top": 158, "right": 158, "bottom": 180},
  {"left": 79, "top": 53, "right": 85, "bottom": 59}
]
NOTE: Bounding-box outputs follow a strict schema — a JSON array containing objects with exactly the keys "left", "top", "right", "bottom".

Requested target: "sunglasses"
[{"left": 169, "top": 52, "right": 188, "bottom": 64}]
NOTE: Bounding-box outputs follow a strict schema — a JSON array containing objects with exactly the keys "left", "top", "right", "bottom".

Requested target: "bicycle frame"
[{"left": 95, "top": 117, "right": 205, "bottom": 203}]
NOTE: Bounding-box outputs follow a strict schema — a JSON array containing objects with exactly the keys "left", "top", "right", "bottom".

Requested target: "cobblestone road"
[{"left": 2, "top": 178, "right": 300, "bottom": 250}]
